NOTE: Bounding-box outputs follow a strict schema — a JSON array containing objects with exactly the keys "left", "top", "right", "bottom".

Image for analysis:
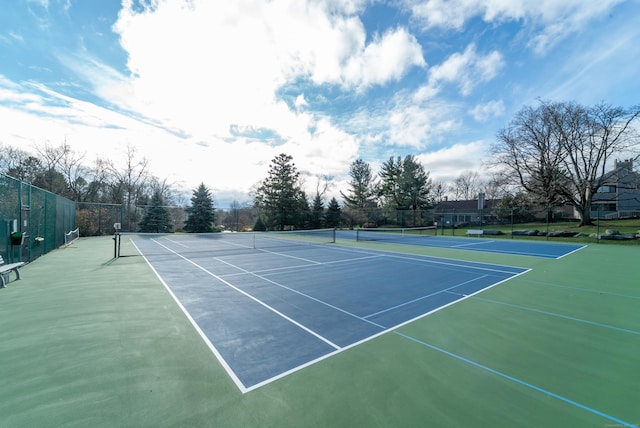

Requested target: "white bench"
[
  {"left": 466, "top": 229, "right": 484, "bottom": 237},
  {"left": 0, "top": 255, "right": 25, "bottom": 288}
]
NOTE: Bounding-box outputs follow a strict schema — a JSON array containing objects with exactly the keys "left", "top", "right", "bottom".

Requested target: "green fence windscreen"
[{"left": 0, "top": 173, "right": 77, "bottom": 263}]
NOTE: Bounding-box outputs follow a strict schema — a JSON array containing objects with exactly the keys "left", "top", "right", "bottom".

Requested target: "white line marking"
[
  {"left": 131, "top": 239, "right": 249, "bottom": 393},
  {"left": 364, "top": 275, "right": 489, "bottom": 319},
  {"left": 452, "top": 240, "right": 495, "bottom": 248},
  {"left": 214, "top": 257, "right": 386, "bottom": 329},
  {"left": 220, "top": 254, "right": 385, "bottom": 278},
  {"left": 161, "top": 237, "right": 189, "bottom": 247},
  {"left": 150, "top": 239, "right": 341, "bottom": 350}
]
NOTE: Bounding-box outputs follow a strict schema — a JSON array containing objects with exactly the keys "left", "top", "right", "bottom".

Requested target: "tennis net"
[
  {"left": 122, "top": 228, "right": 336, "bottom": 258},
  {"left": 64, "top": 228, "right": 80, "bottom": 246},
  {"left": 356, "top": 226, "right": 435, "bottom": 242}
]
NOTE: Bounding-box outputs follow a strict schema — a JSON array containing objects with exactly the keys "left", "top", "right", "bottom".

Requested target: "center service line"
[{"left": 150, "top": 238, "right": 341, "bottom": 350}]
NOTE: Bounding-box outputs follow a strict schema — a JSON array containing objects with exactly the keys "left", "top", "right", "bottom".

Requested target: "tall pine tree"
[
  {"left": 184, "top": 183, "right": 216, "bottom": 233},
  {"left": 309, "top": 193, "right": 325, "bottom": 229},
  {"left": 340, "top": 158, "right": 378, "bottom": 209},
  {"left": 138, "top": 190, "right": 173, "bottom": 233},
  {"left": 324, "top": 197, "right": 341, "bottom": 228},
  {"left": 254, "top": 154, "right": 304, "bottom": 230}
]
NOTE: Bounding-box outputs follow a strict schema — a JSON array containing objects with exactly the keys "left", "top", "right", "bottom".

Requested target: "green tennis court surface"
[{"left": 1, "top": 235, "right": 638, "bottom": 427}]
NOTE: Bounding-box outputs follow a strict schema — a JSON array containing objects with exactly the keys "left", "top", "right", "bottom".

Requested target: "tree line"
[{"left": 1, "top": 100, "right": 638, "bottom": 233}]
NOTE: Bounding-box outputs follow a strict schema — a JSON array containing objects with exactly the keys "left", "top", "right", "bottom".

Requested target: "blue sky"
[{"left": 1, "top": 0, "right": 639, "bottom": 206}]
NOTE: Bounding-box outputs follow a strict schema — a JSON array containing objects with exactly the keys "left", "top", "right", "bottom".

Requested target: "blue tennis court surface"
[
  {"left": 132, "top": 234, "right": 530, "bottom": 392},
  {"left": 345, "top": 230, "right": 585, "bottom": 258}
]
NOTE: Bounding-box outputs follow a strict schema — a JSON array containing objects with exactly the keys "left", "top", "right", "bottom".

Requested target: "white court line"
[
  {"left": 220, "top": 254, "right": 385, "bottom": 278},
  {"left": 161, "top": 236, "right": 189, "bottom": 247},
  {"left": 364, "top": 275, "right": 489, "bottom": 319},
  {"left": 326, "top": 244, "right": 529, "bottom": 275},
  {"left": 149, "top": 238, "right": 342, "bottom": 350},
  {"left": 257, "top": 247, "right": 323, "bottom": 264},
  {"left": 131, "top": 239, "right": 247, "bottom": 393},
  {"left": 556, "top": 244, "right": 586, "bottom": 259},
  {"left": 214, "top": 257, "right": 387, "bottom": 329},
  {"left": 452, "top": 240, "right": 495, "bottom": 248},
  {"left": 134, "top": 237, "right": 531, "bottom": 393}
]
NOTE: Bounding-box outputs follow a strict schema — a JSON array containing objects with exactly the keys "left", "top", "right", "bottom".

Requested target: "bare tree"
[
  {"left": 451, "top": 170, "right": 483, "bottom": 200},
  {"left": 482, "top": 171, "right": 513, "bottom": 201},
  {"left": 106, "top": 145, "right": 150, "bottom": 231},
  {"left": 34, "top": 141, "right": 71, "bottom": 194},
  {"left": 315, "top": 174, "right": 333, "bottom": 199},
  {"left": 491, "top": 100, "right": 640, "bottom": 225},
  {"left": 57, "top": 143, "right": 88, "bottom": 201},
  {"left": 430, "top": 180, "right": 448, "bottom": 203}
]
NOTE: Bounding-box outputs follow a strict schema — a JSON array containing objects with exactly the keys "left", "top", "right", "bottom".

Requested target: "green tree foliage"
[
  {"left": 297, "top": 191, "right": 311, "bottom": 229},
  {"left": 184, "top": 183, "right": 216, "bottom": 233},
  {"left": 253, "top": 216, "right": 267, "bottom": 231},
  {"left": 379, "top": 155, "right": 432, "bottom": 221},
  {"left": 310, "top": 193, "right": 325, "bottom": 229},
  {"left": 138, "top": 190, "right": 173, "bottom": 233},
  {"left": 341, "top": 158, "right": 378, "bottom": 209},
  {"left": 254, "top": 153, "right": 305, "bottom": 230},
  {"left": 324, "top": 197, "right": 341, "bottom": 228}
]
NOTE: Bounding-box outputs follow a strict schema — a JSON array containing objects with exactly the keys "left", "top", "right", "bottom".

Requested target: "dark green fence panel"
[{"left": 0, "top": 173, "right": 76, "bottom": 263}]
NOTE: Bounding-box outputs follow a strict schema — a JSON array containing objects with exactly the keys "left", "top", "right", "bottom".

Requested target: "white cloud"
[
  {"left": 111, "top": 0, "right": 425, "bottom": 142},
  {"left": 294, "top": 94, "right": 308, "bottom": 109},
  {"left": 469, "top": 99, "right": 505, "bottom": 122},
  {"left": 404, "top": 0, "right": 626, "bottom": 54},
  {"left": 343, "top": 27, "right": 426, "bottom": 90},
  {"left": 426, "top": 44, "right": 504, "bottom": 96},
  {"left": 387, "top": 101, "right": 459, "bottom": 149},
  {"left": 417, "top": 140, "right": 489, "bottom": 183}
]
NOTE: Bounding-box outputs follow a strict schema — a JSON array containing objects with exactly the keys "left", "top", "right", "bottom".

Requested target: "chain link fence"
[
  {"left": 76, "top": 203, "right": 187, "bottom": 236},
  {"left": 340, "top": 205, "right": 639, "bottom": 241},
  {"left": 0, "top": 173, "right": 76, "bottom": 263}
]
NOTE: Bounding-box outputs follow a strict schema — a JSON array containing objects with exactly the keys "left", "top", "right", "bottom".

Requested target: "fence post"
[
  {"left": 596, "top": 205, "right": 600, "bottom": 244},
  {"left": 510, "top": 208, "right": 514, "bottom": 239},
  {"left": 451, "top": 209, "right": 456, "bottom": 236},
  {"left": 545, "top": 205, "right": 550, "bottom": 241}
]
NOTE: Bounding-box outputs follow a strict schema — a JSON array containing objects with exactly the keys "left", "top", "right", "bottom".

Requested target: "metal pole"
[
  {"left": 546, "top": 205, "right": 550, "bottom": 241},
  {"left": 510, "top": 208, "right": 514, "bottom": 239},
  {"left": 596, "top": 205, "right": 600, "bottom": 244}
]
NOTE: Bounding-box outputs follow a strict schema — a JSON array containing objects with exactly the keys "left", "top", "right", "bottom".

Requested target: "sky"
[{"left": 1, "top": 0, "right": 639, "bottom": 207}]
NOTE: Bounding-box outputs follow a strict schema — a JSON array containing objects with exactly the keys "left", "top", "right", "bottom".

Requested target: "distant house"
[
  {"left": 432, "top": 194, "right": 499, "bottom": 227},
  {"left": 592, "top": 159, "right": 640, "bottom": 217}
]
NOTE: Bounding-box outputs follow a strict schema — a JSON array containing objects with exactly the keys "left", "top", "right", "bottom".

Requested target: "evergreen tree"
[
  {"left": 253, "top": 216, "right": 267, "bottom": 231},
  {"left": 379, "top": 155, "right": 432, "bottom": 211},
  {"left": 324, "top": 197, "right": 341, "bottom": 228},
  {"left": 297, "top": 191, "right": 311, "bottom": 229},
  {"left": 340, "top": 158, "right": 378, "bottom": 209},
  {"left": 309, "top": 193, "right": 325, "bottom": 229},
  {"left": 254, "top": 153, "right": 304, "bottom": 230},
  {"left": 139, "top": 190, "right": 173, "bottom": 233},
  {"left": 184, "top": 183, "right": 216, "bottom": 233}
]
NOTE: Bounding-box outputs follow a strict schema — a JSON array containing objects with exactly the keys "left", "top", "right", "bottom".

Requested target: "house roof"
[
  {"left": 597, "top": 159, "right": 639, "bottom": 185},
  {"left": 433, "top": 198, "right": 499, "bottom": 212}
]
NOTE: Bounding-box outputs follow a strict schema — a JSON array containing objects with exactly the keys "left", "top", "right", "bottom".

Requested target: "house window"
[
  {"left": 597, "top": 185, "right": 616, "bottom": 193},
  {"left": 595, "top": 203, "right": 617, "bottom": 212}
]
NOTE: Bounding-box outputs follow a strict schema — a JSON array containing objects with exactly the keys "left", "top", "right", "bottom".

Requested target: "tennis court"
[
  {"left": 1, "top": 233, "right": 638, "bottom": 427},
  {"left": 349, "top": 227, "right": 585, "bottom": 258},
  {"left": 131, "top": 232, "right": 528, "bottom": 392}
]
